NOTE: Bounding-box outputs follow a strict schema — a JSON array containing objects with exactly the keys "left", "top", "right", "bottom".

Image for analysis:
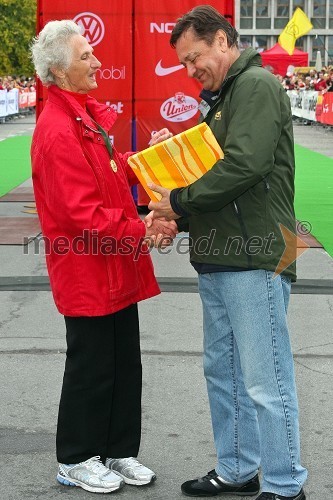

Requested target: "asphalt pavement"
[{"left": 0, "top": 115, "right": 332, "bottom": 500}]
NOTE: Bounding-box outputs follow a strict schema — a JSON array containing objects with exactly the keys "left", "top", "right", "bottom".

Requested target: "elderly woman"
[{"left": 30, "top": 20, "right": 177, "bottom": 494}]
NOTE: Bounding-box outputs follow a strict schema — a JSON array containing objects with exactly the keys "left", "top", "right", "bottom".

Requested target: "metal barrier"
[{"left": 0, "top": 88, "right": 36, "bottom": 123}]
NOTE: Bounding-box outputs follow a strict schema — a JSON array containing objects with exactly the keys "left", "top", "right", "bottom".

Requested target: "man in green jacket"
[{"left": 147, "top": 5, "right": 307, "bottom": 500}]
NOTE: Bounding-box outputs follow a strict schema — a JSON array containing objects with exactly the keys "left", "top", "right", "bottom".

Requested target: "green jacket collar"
[
  {"left": 199, "top": 49, "right": 262, "bottom": 115},
  {"left": 220, "top": 48, "right": 262, "bottom": 93}
]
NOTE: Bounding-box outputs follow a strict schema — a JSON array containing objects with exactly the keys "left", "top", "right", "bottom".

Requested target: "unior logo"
[
  {"left": 73, "top": 12, "right": 105, "bottom": 47},
  {"left": 160, "top": 93, "right": 198, "bottom": 122}
]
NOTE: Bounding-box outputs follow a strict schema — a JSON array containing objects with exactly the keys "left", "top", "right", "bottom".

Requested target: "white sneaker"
[
  {"left": 57, "top": 455, "right": 124, "bottom": 493},
  {"left": 105, "top": 457, "right": 156, "bottom": 486}
]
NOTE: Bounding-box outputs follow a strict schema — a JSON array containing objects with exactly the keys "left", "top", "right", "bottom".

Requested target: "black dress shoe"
[
  {"left": 255, "top": 489, "right": 305, "bottom": 500},
  {"left": 181, "top": 469, "right": 260, "bottom": 497}
]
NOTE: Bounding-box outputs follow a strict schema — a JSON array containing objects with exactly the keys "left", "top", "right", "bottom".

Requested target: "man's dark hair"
[{"left": 170, "top": 5, "right": 238, "bottom": 48}]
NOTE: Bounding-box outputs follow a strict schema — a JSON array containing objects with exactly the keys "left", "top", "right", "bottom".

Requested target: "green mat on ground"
[
  {"left": 0, "top": 136, "right": 32, "bottom": 197},
  {"left": 295, "top": 144, "right": 333, "bottom": 257}
]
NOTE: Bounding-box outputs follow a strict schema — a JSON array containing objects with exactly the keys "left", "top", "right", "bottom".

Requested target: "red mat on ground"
[
  {"left": 0, "top": 187, "right": 35, "bottom": 202},
  {"left": 0, "top": 217, "right": 41, "bottom": 245}
]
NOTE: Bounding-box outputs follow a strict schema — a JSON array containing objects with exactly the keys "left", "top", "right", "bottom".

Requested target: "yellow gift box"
[{"left": 127, "top": 123, "right": 224, "bottom": 201}]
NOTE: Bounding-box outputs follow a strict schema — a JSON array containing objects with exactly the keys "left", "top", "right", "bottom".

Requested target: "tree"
[{"left": 0, "top": 0, "right": 37, "bottom": 76}]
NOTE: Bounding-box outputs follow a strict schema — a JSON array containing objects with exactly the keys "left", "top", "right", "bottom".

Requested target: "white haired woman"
[{"left": 30, "top": 20, "right": 176, "bottom": 494}]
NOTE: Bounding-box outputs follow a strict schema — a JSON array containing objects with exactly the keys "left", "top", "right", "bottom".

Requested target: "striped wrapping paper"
[{"left": 127, "top": 123, "right": 224, "bottom": 201}]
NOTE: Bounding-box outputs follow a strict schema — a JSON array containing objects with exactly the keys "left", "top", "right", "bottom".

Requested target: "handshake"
[{"left": 143, "top": 212, "right": 178, "bottom": 248}]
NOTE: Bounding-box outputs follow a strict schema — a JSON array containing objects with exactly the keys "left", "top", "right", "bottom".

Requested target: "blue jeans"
[{"left": 198, "top": 270, "right": 307, "bottom": 496}]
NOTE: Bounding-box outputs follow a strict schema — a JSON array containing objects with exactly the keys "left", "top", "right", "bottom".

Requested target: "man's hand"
[
  {"left": 147, "top": 184, "right": 180, "bottom": 221},
  {"left": 144, "top": 216, "right": 178, "bottom": 248}
]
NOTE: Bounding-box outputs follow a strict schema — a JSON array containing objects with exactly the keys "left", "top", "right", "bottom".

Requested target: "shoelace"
[
  {"left": 119, "top": 457, "right": 144, "bottom": 469},
  {"left": 199, "top": 469, "right": 218, "bottom": 483},
  {"left": 84, "top": 456, "right": 112, "bottom": 477}
]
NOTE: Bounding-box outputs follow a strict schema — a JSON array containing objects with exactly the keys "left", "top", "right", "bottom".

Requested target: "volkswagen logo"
[{"left": 73, "top": 12, "right": 105, "bottom": 47}]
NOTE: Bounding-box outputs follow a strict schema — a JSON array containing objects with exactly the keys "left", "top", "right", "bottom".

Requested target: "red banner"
[
  {"left": 320, "top": 93, "right": 333, "bottom": 125},
  {"left": 28, "top": 91, "right": 37, "bottom": 107},
  {"left": 37, "top": 0, "right": 234, "bottom": 184},
  {"left": 133, "top": 0, "right": 234, "bottom": 205},
  {"left": 37, "top": 0, "right": 133, "bottom": 151},
  {"left": 19, "top": 89, "right": 29, "bottom": 108},
  {"left": 134, "top": 0, "right": 234, "bottom": 151}
]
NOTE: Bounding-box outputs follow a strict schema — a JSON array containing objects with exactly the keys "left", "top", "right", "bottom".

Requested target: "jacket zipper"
[
  {"left": 74, "top": 116, "right": 116, "bottom": 292},
  {"left": 233, "top": 200, "right": 253, "bottom": 268},
  {"left": 263, "top": 177, "right": 270, "bottom": 192}
]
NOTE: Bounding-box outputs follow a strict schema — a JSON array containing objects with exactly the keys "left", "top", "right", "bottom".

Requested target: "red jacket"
[
  {"left": 31, "top": 85, "right": 160, "bottom": 316},
  {"left": 314, "top": 78, "right": 327, "bottom": 91}
]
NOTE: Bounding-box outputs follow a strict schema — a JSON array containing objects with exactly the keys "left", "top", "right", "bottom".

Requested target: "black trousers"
[{"left": 56, "top": 304, "right": 142, "bottom": 464}]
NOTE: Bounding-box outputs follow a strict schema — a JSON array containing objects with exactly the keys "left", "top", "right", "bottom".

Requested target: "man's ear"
[{"left": 216, "top": 30, "right": 228, "bottom": 52}]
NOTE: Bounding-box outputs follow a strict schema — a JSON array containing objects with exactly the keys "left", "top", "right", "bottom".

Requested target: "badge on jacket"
[
  {"left": 215, "top": 111, "right": 222, "bottom": 120},
  {"left": 198, "top": 100, "right": 210, "bottom": 118},
  {"left": 110, "top": 160, "right": 117, "bottom": 172}
]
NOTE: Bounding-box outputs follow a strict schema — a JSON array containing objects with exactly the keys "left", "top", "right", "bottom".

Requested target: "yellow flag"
[{"left": 278, "top": 8, "right": 313, "bottom": 55}]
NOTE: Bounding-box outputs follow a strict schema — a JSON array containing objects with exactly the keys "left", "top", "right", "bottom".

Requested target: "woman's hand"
[
  {"left": 148, "top": 128, "right": 173, "bottom": 146},
  {"left": 144, "top": 216, "right": 178, "bottom": 248}
]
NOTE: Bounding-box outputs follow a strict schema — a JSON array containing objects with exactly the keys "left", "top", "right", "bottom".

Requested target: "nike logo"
[{"left": 155, "top": 60, "right": 184, "bottom": 76}]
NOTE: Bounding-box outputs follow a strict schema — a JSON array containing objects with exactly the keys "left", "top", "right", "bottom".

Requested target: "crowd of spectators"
[
  {"left": 0, "top": 75, "right": 36, "bottom": 92},
  {"left": 0, "top": 75, "right": 36, "bottom": 122},
  {"left": 272, "top": 66, "right": 333, "bottom": 128},
  {"left": 275, "top": 66, "right": 333, "bottom": 93}
]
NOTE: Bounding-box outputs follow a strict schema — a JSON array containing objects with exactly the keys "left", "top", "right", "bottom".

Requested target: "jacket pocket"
[
  {"left": 106, "top": 252, "right": 140, "bottom": 299},
  {"left": 233, "top": 199, "right": 253, "bottom": 268}
]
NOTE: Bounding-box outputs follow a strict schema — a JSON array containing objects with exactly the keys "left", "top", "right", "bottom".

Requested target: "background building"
[{"left": 236, "top": 0, "right": 333, "bottom": 66}]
